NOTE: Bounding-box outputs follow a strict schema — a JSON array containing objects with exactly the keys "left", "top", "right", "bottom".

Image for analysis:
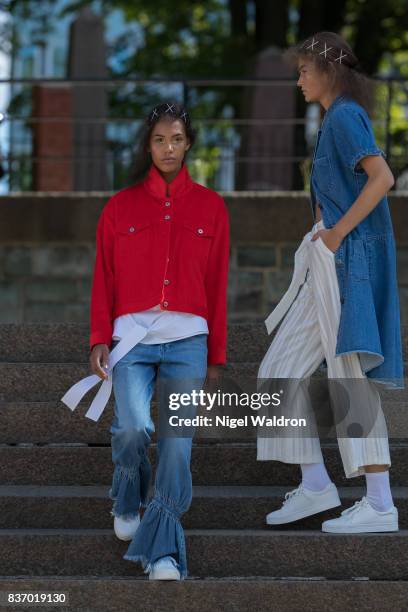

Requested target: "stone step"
[
  {"left": 0, "top": 576, "right": 406, "bottom": 612},
  {"left": 0, "top": 485, "right": 407, "bottom": 530},
  {"left": 1, "top": 399, "right": 408, "bottom": 444},
  {"left": 0, "top": 362, "right": 406, "bottom": 402},
  {"left": 0, "top": 322, "right": 407, "bottom": 364},
  {"left": 0, "top": 528, "right": 407, "bottom": 579},
  {"left": 1, "top": 443, "right": 407, "bottom": 487}
]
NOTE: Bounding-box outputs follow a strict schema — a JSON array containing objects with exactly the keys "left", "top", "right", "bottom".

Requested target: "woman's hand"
[
  {"left": 90, "top": 344, "right": 110, "bottom": 380},
  {"left": 311, "top": 227, "right": 343, "bottom": 253},
  {"left": 204, "top": 365, "right": 222, "bottom": 395},
  {"left": 206, "top": 365, "right": 221, "bottom": 382}
]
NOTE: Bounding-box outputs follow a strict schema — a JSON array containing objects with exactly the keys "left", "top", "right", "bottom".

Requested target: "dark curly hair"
[
  {"left": 129, "top": 102, "right": 197, "bottom": 183},
  {"left": 285, "top": 31, "right": 374, "bottom": 115}
]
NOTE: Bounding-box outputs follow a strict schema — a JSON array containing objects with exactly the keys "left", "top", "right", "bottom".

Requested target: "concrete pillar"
[
  {"left": 67, "top": 6, "right": 108, "bottom": 190},
  {"left": 240, "top": 47, "right": 296, "bottom": 190}
]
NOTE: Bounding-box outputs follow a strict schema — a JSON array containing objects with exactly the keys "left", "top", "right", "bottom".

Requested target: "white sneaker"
[
  {"left": 266, "top": 482, "right": 341, "bottom": 525},
  {"left": 322, "top": 497, "right": 399, "bottom": 533},
  {"left": 113, "top": 513, "right": 140, "bottom": 541},
  {"left": 149, "top": 556, "right": 181, "bottom": 581}
]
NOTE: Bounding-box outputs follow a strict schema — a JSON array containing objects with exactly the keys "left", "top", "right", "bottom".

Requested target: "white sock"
[
  {"left": 365, "top": 470, "right": 394, "bottom": 512},
  {"left": 301, "top": 462, "right": 332, "bottom": 492}
]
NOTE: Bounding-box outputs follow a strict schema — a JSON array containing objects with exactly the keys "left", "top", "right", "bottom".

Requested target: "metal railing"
[{"left": 0, "top": 76, "right": 407, "bottom": 192}]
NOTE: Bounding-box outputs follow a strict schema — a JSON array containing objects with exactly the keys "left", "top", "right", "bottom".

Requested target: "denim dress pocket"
[{"left": 349, "top": 239, "right": 369, "bottom": 280}]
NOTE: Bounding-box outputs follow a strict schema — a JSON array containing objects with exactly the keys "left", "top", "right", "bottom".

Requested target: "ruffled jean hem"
[
  {"left": 109, "top": 464, "right": 149, "bottom": 520},
  {"left": 123, "top": 489, "right": 188, "bottom": 579}
]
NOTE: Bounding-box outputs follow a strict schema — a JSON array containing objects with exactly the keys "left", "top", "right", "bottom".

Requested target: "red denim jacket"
[{"left": 90, "top": 163, "right": 230, "bottom": 365}]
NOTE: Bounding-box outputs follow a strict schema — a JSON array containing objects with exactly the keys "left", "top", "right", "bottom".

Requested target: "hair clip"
[
  {"left": 148, "top": 104, "right": 189, "bottom": 125},
  {"left": 148, "top": 108, "right": 159, "bottom": 124},
  {"left": 305, "top": 37, "right": 319, "bottom": 50},
  {"left": 302, "top": 37, "right": 350, "bottom": 67},
  {"left": 165, "top": 103, "right": 175, "bottom": 114},
  {"left": 319, "top": 42, "right": 333, "bottom": 58},
  {"left": 334, "top": 49, "right": 347, "bottom": 64}
]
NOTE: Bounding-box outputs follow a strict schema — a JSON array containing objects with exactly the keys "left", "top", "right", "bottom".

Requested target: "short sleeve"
[{"left": 330, "top": 105, "right": 385, "bottom": 172}]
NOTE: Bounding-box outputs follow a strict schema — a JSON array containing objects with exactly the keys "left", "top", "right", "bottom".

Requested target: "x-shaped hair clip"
[
  {"left": 319, "top": 42, "right": 333, "bottom": 58},
  {"left": 334, "top": 49, "right": 348, "bottom": 64},
  {"left": 304, "top": 37, "right": 348, "bottom": 65},
  {"left": 305, "top": 37, "right": 319, "bottom": 50}
]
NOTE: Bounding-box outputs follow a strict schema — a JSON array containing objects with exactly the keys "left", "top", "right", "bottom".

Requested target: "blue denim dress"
[{"left": 310, "top": 95, "right": 404, "bottom": 389}]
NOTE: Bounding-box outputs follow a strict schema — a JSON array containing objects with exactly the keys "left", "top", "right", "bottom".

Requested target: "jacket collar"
[{"left": 144, "top": 162, "right": 194, "bottom": 199}]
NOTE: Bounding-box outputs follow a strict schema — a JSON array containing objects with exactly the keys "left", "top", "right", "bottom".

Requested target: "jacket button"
[
  {"left": 340, "top": 297, "right": 345, "bottom": 304},
  {"left": 198, "top": 228, "right": 204, "bottom": 234},
  {"left": 164, "top": 279, "right": 170, "bottom": 285},
  {"left": 129, "top": 226, "right": 135, "bottom": 232},
  {"left": 165, "top": 215, "right": 171, "bottom": 220},
  {"left": 165, "top": 201, "right": 171, "bottom": 207},
  {"left": 163, "top": 301, "right": 169, "bottom": 307}
]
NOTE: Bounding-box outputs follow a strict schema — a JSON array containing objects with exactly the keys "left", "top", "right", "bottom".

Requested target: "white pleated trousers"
[{"left": 257, "top": 220, "right": 391, "bottom": 478}]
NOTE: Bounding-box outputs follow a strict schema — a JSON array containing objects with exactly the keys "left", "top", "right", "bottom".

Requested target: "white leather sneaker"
[
  {"left": 266, "top": 482, "right": 341, "bottom": 525},
  {"left": 113, "top": 513, "right": 140, "bottom": 541},
  {"left": 149, "top": 556, "right": 181, "bottom": 581},
  {"left": 322, "top": 497, "right": 399, "bottom": 533}
]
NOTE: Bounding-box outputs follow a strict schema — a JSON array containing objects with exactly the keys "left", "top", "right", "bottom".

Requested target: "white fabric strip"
[
  {"left": 264, "top": 229, "right": 312, "bottom": 335},
  {"left": 112, "top": 304, "right": 208, "bottom": 343},
  {"left": 61, "top": 323, "right": 148, "bottom": 422}
]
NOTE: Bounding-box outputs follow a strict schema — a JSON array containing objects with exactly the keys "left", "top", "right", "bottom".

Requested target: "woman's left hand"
[
  {"left": 311, "top": 228, "right": 343, "bottom": 253},
  {"left": 204, "top": 365, "right": 222, "bottom": 396},
  {"left": 206, "top": 365, "right": 221, "bottom": 382}
]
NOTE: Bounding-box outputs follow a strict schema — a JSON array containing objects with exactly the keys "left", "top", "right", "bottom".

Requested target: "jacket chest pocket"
[
  {"left": 312, "top": 155, "right": 333, "bottom": 193},
  {"left": 182, "top": 222, "right": 215, "bottom": 262},
  {"left": 115, "top": 221, "right": 152, "bottom": 260}
]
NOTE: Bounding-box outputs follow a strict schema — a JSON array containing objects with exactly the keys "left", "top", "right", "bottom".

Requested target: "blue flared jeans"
[{"left": 109, "top": 333, "right": 208, "bottom": 579}]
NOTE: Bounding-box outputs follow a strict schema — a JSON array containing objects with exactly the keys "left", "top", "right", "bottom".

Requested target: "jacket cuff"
[{"left": 207, "top": 346, "right": 227, "bottom": 366}]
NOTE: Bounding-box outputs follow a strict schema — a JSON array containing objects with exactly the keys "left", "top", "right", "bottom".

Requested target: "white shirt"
[{"left": 112, "top": 304, "right": 209, "bottom": 344}]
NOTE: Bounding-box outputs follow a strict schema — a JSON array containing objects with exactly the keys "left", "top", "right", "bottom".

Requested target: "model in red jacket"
[
  {"left": 90, "top": 143, "right": 229, "bottom": 367},
  {"left": 89, "top": 102, "right": 230, "bottom": 581}
]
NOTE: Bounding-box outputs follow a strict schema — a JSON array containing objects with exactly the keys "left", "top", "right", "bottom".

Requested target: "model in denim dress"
[
  {"left": 257, "top": 32, "right": 403, "bottom": 533},
  {"left": 89, "top": 103, "right": 229, "bottom": 579}
]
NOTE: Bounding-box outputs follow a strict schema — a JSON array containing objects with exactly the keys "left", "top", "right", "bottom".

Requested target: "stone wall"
[
  {"left": 0, "top": 244, "right": 95, "bottom": 323},
  {"left": 0, "top": 192, "right": 407, "bottom": 324}
]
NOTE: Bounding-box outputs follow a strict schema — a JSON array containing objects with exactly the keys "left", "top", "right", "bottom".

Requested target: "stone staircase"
[{"left": 0, "top": 323, "right": 407, "bottom": 611}]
